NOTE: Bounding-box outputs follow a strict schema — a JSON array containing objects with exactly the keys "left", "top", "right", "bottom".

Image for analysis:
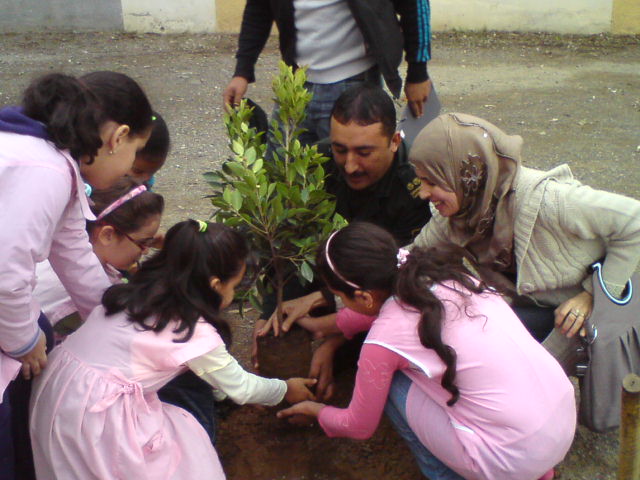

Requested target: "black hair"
[
  {"left": 102, "top": 220, "right": 248, "bottom": 345},
  {"left": 87, "top": 177, "right": 164, "bottom": 236},
  {"left": 331, "top": 83, "right": 396, "bottom": 139},
  {"left": 317, "top": 222, "right": 492, "bottom": 406},
  {"left": 21, "top": 71, "right": 153, "bottom": 163},
  {"left": 22, "top": 73, "right": 103, "bottom": 161},
  {"left": 80, "top": 71, "right": 153, "bottom": 138},
  {"left": 137, "top": 111, "right": 170, "bottom": 163}
]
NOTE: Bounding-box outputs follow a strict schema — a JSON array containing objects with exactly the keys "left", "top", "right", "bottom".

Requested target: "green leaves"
[{"left": 205, "top": 62, "right": 347, "bottom": 319}]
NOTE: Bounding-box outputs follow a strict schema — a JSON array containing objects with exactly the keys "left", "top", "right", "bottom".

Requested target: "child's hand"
[
  {"left": 284, "top": 377, "right": 317, "bottom": 404},
  {"left": 18, "top": 331, "right": 47, "bottom": 380},
  {"left": 277, "top": 400, "right": 324, "bottom": 422}
]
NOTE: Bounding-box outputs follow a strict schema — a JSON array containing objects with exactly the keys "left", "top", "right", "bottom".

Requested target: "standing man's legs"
[
  {"left": 299, "top": 67, "right": 381, "bottom": 145},
  {"left": 268, "top": 67, "right": 382, "bottom": 149}
]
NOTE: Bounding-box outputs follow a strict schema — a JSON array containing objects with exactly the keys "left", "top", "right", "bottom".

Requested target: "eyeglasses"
[{"left": 112, "top": 225, "right": 156, "bottom": 251}]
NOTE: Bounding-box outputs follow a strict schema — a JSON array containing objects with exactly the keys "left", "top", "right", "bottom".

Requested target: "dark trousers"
[
  {"left": 158, "top": 371, "right": 218, "bottom": 445},
  {"left": 0, "top": 313, "right": 54, "bottom": 480},
  {"left": 513, "top": 305, "right": 556, "bottom": 342}
]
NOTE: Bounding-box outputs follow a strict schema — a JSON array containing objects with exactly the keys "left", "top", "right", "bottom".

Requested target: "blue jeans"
[
  {"left": 384, "top": 371, "right": 465, "bottom": 480},
  {"left": 270, "top": 66, "right": 381, "bottom": 148}
]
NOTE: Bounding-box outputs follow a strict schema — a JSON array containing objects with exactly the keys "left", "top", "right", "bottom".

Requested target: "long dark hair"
[
  {"left": 102, "top": 220, "right": 248, "bottom": 344},
  {"left": 317, "top": 222, "right": 491, "bottom": 406},
  {"left": 87, "top": 177, "right": 164, "bottom": 235}
]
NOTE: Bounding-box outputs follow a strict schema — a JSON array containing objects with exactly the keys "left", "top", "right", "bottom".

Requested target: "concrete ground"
[{"left": 0, "top": 31, "right": 638, "bottom": 479}]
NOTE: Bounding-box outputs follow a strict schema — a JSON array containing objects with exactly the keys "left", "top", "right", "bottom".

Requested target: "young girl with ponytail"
[
  {"left": 29, "top": 220, "right": 315, "bottom": 479},
  {"left": 0, "top": 71, "right": 153, "bottom": 479},
  {"left": 278, "top": 222, "right": 576, "bottom": 480}
]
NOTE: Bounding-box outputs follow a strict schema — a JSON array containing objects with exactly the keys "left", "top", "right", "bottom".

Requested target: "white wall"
[
  {"left": 121, "top": 0, "right": 216, "bottom": 33},
  {"left": 432, "top": 0, "right": 613, "bottom": 34}
]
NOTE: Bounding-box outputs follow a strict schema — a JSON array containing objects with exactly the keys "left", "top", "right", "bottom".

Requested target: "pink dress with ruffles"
[{"left": 29, "top": 306, "right": 226, "bottom": 480}]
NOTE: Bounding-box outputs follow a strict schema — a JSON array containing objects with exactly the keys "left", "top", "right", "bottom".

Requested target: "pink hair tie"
[
  {"left": 325, "top": 231, "right": 361, "bottom": 289},
  {"left": 95, "top": 185, "right": 147, "bottom": 221}
]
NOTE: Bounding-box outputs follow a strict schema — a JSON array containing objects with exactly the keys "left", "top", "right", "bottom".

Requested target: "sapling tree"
[{"left": 204, "top": 61, "right": 346, "bottom": 326}]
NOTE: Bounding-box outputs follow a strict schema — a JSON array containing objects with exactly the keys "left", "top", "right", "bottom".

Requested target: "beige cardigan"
[{"left": 412, "top": 165, "right": 640, "bottom": 306}]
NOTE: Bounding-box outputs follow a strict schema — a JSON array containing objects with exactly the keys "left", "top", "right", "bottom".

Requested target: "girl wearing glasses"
[{"left": 34, "top": 176, "right": 164, "bottom": 331}]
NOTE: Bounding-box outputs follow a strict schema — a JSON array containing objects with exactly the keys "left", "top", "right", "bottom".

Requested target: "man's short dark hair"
[{"left": 331, "top": 83, "right": 396, "bottom": 139}]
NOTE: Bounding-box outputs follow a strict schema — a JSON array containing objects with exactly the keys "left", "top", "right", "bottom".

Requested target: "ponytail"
[
  {"left": 102, "top": 220, "right": 248, "bottom": 345},
  {"left": 396, "top": 245, "right": 492, "bottom": 406},
  {"left": 22, "top": 73, "right": 102, "bottom": 160}
]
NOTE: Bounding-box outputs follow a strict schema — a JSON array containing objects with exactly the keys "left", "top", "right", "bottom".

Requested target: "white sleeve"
[{"left": 187, "top": 345, "right": 287, "bottom": 406}]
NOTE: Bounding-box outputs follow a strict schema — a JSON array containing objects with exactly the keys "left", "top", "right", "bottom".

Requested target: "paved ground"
[{"left": 1, "top": 31, "right": 638, "bottom": 479}]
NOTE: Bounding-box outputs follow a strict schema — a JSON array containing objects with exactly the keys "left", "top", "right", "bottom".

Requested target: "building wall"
[
  {"left": 0, "top": 0, "right": 638, "bottom": 34},
  {"left": 0, "top": 0, "right": 123, "bottom": 32},
  {"left": 214, "top": 0, "right": 639, "bottom": 34},
  {"left": 215, "top": 1, "right": 244, "bottom": 33},
  {"left": 432, "top": 0, "right": 612, "bottom": 34},
  {"left": 121, "top": 0, "right": 215, "bottom": 33},
  {"left": 612, "top": 0, "right": 640, "bottom": 34}
]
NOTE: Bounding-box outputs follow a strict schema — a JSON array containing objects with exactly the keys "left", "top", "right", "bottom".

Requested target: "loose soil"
[{"left": 1, "top": 31, "right": 639, "bottom": 480}]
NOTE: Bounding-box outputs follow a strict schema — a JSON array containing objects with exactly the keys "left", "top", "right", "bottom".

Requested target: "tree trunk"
[{"left": 256, "top": 258, "right": 312, "bottom": 380}]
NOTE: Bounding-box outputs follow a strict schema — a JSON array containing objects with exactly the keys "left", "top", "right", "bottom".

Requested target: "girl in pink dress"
[
  {"left": 0, "top": 71, "right": 153, "bottom": 479},
  {"left": 279, "top": 222, "right": 576, "bottom": 480},
  {"left": 30, "top": 220, "right": 316, "bottom": 480}
]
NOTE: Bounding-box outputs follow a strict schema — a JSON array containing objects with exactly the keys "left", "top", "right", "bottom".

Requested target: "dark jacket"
[
  {"left": 320, "top": 139, "right": 431, "bottom": 246},
  {"left": 233, "top": 0, "right": 431, "bottom": 98}
]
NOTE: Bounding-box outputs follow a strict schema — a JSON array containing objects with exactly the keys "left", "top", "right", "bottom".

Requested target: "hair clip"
[
  {"left": 151, "top": 115, "right": 157, "bottom": 121},
  {"left": 396, "top": 248, "right": 410, "bottom": 268},
  {"left": 84, "top": 183, "right": 93, "bottom": 197},
  {"left": 196, "top": 220, "right": 208, "bottom": 233}
]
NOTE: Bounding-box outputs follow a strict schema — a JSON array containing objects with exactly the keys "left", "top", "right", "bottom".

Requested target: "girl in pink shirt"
[
  {"left": 0, "top": 71, "right": 153, "bottom": 479},
  {"left": 279, "top": 222, "right": 575, "bottom": 480}
]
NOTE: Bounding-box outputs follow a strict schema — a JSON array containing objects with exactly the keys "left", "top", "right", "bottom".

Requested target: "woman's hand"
[
  {"left": 259, "top": 291, "right": 327, "bottom": 337},
  {"left": 277, "top": 400, "right": 325, "bottom": 422},
  {"left": 284, "top": 377, "right": 317, "bottom": 404},
  {"left": 18, "top": 331, "right": 47, "bottom": 380},
  {"left": 554, "top": 290, "right": 594, "bottom": 338}
]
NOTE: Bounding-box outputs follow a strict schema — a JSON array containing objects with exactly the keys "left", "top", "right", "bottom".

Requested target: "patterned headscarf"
[{"left": 409, "top": 113, "right": 522, "bottom": 271}]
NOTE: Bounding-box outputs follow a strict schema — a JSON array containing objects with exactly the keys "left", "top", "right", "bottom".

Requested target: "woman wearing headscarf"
[{"left": 408, "top": 113, "right": 640, "bottom": 364}]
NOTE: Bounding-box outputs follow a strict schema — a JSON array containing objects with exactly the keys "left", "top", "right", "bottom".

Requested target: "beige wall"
[
  {"left": 613, "top": 0, "right": 640, "bottom": 33},
  {"left": 214, "top": 0, "right": 639, "bottom": 34},
  {"left": 216, "top": 0, "right": 245, "bottom": 33}
]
